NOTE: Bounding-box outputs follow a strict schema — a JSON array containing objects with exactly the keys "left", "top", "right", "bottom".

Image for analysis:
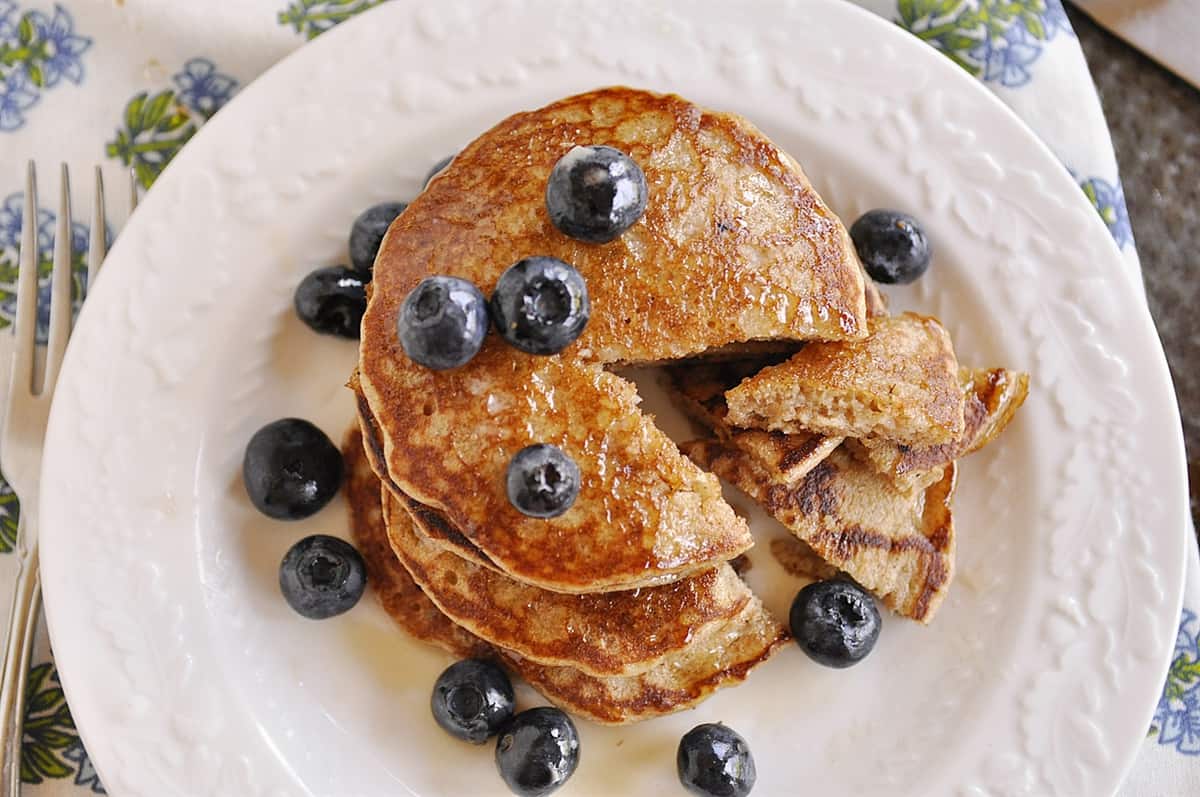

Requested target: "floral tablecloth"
[{"left": 0, "top": 1, "right": 1196, "bottom": 794}]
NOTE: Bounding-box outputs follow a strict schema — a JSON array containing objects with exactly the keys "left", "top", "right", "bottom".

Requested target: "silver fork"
[{"left": 0, "top": 163, "right": 133, "bottom": 795}]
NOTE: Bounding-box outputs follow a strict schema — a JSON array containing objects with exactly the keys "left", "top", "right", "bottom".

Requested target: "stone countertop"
[{"left": 1068, "top": 5, "right": 1200, "bottom": 529}]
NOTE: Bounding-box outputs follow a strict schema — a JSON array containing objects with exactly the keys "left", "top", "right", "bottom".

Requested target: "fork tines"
[{"left": 41, "top": 164, "right": 73, "bottom": 399}]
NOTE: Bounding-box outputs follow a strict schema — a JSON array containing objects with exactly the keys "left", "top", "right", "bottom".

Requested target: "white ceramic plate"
[{"left": 38, "top": 1, "right": 1188, "bottom": 795}]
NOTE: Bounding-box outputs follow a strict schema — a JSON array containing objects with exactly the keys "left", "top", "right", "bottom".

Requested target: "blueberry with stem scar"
[
  {"left": 545, "top": 145, "right": 647, "bottom": 243},
  {"left": 490, "top": 257, "right": 589, "bottom": 356},
  {"left": 506, "top": 444, "right": 580, "bottom": 518},
  {"left": 398, "top": 275, "right": 489, "bottom": 370}
]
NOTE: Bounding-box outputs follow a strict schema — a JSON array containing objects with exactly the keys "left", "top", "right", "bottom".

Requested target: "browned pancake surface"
[
  {"left": 683, "top": 440, "right": 957, "bottom": 623},
  {"left": 862, "top": 271, "right": 889, "bottom": 319},
  {"left": 853, "top": 366, "right": 1030, "bottom": 493},
  {"left": 668, "top": 360, "right": 840, "bottom": 484},
  {"left": 343, "top": 427, "right": 492, "bottom": 658},
  {"left": 358, "top": 87, "right": 868, "bottom": 593},
  {"left": 770, "top": 536, "right": 841, "bottom": 582},
  {"left": 511, "top": 597, "right": 789, "bottom": 725},
  {"left": 381, "top": 491, "right": 751, "bottom": 677},
  {"left": 725, "top": 313, "right": 965, "bottom": 446}
]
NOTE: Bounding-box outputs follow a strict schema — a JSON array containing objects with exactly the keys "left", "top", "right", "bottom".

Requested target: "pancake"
[
  {"left": 682, "top": 440, "right": 957, "bottom": 623},
  {"left": 862, "top": 271, "right": 889, "bottom": 319},
  {"left": 770, "top": 536, "right": 841, "bottom": 582},
  {"left": 399, "top": 491, "right": 504, "bottom": 569},
  {"left": 357, "top": 86, "right": 869, "bottom": 593},
  {"left": 511, "top": 597, "right": 788, "bottom": 725},
  {"left": 344, "top": 427, "right": 493, "bottom": 659},
  {"left": 667, "top": 360, "right": 841, "bottom": 485},
  {"left": 955, "top": 368, "right": 1030, "bottom": 455},
  {"left": 381, "top": 492, "right": 752, "bottom": 678},
  {"left": 725, "top": 313, "right": 965, "bottom": 447},
  {"left": 351, "top": 386, "right": 505, "bottom": 569},
  {"left": 851, "top": 367, "right": 1030, "bottom": 494},
  {"left": 343, "top": 426, "right": 789, "bottom": 724}
]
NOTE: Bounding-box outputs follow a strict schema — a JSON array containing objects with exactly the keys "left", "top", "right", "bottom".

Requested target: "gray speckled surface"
[{"left": 1069, "top": 5, "right": 1200, "bottom": 527}]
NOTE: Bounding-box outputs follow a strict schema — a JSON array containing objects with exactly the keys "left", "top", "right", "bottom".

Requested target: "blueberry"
[
  {"left": 398, "top": 276, "right": 488, "bottom": 370},
  {"left": 789, "top": 579, "right": 881, "bottom": 668},
  {"left": 431, "top": 659, "right": 515, "bottom": 744},
  {"left": 677, "top": 723, "right": 756, "bottom": 797},
  {"left": 495, "top": 707, "right": 579, "bottom": 797},
  {"left": 424, "top": 154, "right": 455, "bottom": 188},
  {"left": 243, "top": 419, "right": 343, "bottom": 520},
  {"left": 849, "top": 209, "right": 932, "bottom": 285},
  {"left": 294, "top": 265, "right": 367, "bottom": 339},
  {"left": 349, "top": 201, "right": 408, "bottom": 274},
  {"left": 279, "top": 534, "right": 366, "bottom": 619},
  {"left": 506, "top": 444, "right": 580, "bottom": 518},
  {"left": 490, "top": 257, "right": 589, "bottom": 355},
  {"left": 545, "top": 145, "right": 647, "bottom": 243}
]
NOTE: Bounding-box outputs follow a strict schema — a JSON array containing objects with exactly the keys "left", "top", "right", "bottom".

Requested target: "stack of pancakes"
[{"left": 347, "top": 87, "right": 1026, "bottom": 724}]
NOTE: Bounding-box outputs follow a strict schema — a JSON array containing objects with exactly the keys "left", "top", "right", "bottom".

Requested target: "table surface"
[{"left": 1068, "top": 5, "right": 1200, "bottom": 530}]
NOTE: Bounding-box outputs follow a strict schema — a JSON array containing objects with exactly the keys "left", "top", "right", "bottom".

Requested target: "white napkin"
[{"left": 1073, "top": 0, "right": 1200, "bottom": 89}]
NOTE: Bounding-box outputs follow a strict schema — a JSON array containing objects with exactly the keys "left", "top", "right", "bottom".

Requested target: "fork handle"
[
  {"left": 5, "top": 573, "right": 36, "bottom": 797},
  {"left": 0, "top": 531, "right": 40, "bottom": 796}
]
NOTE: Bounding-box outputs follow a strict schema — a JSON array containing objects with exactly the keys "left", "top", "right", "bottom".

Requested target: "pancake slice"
[
  {"left": 358, "top": 86, "right": 870, "bottom": 594},
  {"left": 724, "top": 313, "right": 966, "bottom": 446},
  {"left": 863, "top": 272, "right": 889, "bottom": 319},
  {"left": 381, "top": 491, "right": 752, "bottom": 678},
  {"left": 682, "top": 440, "right": 957, "bottom": 623},
  {"left": 668, "top": 360, "right": 841, "bottom": 485},
  {"left": 398, "top": 489, "right": 504, "bottom": 571},
  {"left": 343, "top": 425, "right": 788, "bottom": 724},
  {"left": 956, "top": 367, "right": 1030, "bottom": 455},
  {"left": 344, "top": 427, "right": 492, "bottom": 659},
  {"left": 850, "top": 367, "right": 1030, "bottom": 494},
  {"left": 511, "top": 596, "right": 788, "bottom": 725},
  {"left": 770, "top": 536, "right": 841, "bottom": 582}
]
